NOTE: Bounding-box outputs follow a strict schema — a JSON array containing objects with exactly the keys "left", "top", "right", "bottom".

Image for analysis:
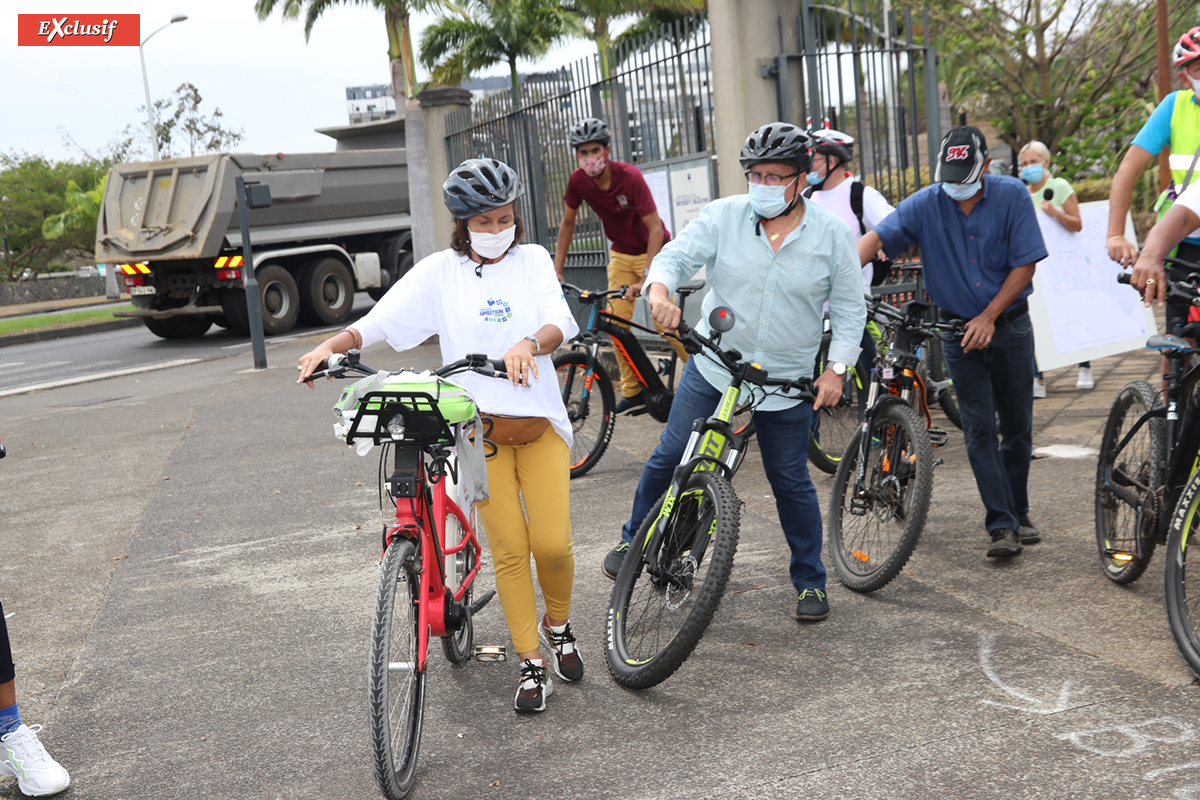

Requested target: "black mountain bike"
[
  {"left": 826, "top": 298, "right": 963, "bottom": 592},
  {"left": 555, "top": 280, "right": 751, "bottom": 477},
  {"left": 605, "top": 305, "right": 815, "bottom": 689}
]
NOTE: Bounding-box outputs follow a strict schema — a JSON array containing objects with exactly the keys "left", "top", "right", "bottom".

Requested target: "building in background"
[{"left": 346, "top": 84, "right": 396, "bottom": 124}]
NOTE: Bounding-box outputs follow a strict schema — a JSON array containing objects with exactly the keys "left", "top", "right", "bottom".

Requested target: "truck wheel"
[
  {"left": 221, "top": 289, "right": 251, "bottom": 334},
  {"left": 143, "top": 315, "right": 213, "bottom": 339},
  {"left": 257, "top": 264, "right": 300, "bottom": 335},
  {"left": 299, "top": 257, "right": 354, "bottom": 326},
  {"left": 369, "top": 246, "right": 413, "bottom": 302}
]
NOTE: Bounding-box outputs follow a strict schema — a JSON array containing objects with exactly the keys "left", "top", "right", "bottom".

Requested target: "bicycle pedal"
[
  {"left": 473, "top": 644, "right": 508, "bottom": 662},
  {"left": 849, "top": 495, "right": 870, "bottom": 515},
  {"left": 626, "top": 406, "right": 650, "bottom": 417},
  {"left": 657, "top": 357, "right": 672, "bottom": 377},
  {"left": 927, "top": 428, "right": 949, "bottom": 447}
]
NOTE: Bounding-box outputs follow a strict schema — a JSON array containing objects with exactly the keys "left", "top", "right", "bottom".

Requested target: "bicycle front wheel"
[
  {"left": 1165, "top": 469, "right": 1200, "bottom": 679},
  {"left": 808, "top": 359, "right": 868, "bottom": 474},
  {"left": 606, "top": 470, "right": 740, "bottom": 689},
  {"left": 1095, "top": 380, "right": 1163, "bottom": 584},
  {"left": 369, "top": 539, "right": 426, "bottom": 800},
  {"left": 827, "top": 402, "right": 933, "bottom": 592},
  {"left": 555, "top": 351, "right": 615, "bottom": 478}
]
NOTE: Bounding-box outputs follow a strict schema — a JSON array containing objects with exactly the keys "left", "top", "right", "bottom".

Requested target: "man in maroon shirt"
[{"left": 553, "top": 117, "right": 680, "bottom": 414}]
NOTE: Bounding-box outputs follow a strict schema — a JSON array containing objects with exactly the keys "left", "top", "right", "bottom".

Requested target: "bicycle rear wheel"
[
  {"left": 1095, "top": 380, "right": 1163, "bottom": 584},
  {"left": 369, "top": 539, "right": 426, "bottom": 799},
  {"left": 441, "top": 506, "right": 477, "bottom": 664},
  {"left": 555, "top": 351, "right": 615, "bottom": 478},
  {"left": 827, "top": 402, "right": 933, "bottom": 592},
  {"left": 1165, "top": 469, "right": 1200, "bottom": 679},
  {"left": 606, "top": 470, "right": 740, "bottom": 689},
  {"left": 808, "top": 345, "right": 868, "bottom": 475}
]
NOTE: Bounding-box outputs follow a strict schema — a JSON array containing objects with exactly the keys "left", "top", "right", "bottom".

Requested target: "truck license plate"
[{"left": 129, "top": 286, "right": 156, "bottom": 295}]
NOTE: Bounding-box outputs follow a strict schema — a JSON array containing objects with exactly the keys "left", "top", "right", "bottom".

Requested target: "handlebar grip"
[{"left": 1117, "top": 272, "right": 1132, "bottom": 285}]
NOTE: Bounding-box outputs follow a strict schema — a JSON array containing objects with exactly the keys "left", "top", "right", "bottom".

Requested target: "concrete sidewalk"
[{"left": 1, "top": 337, "right": 1198, "bottom": 799}]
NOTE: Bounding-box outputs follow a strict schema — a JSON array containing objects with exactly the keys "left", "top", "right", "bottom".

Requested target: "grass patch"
[{"left": 0, "top": 306, "right": 133, "bottom": 337}]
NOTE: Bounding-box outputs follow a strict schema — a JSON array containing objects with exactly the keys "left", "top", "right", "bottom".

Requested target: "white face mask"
[
  {"left": 1189, "top": 74, "right": 1200, "bottom": 96},
  {"left": 469, "top": 224, "right": 516, "bottom": 260}
]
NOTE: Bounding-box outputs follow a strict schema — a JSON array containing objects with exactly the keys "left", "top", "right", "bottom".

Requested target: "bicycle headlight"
[{"left": 386, "top": 412, "right": 406, "bottom": 441}]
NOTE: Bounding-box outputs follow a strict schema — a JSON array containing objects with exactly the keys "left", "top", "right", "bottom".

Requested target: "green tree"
[
  {"left": 114, "top": 83, "right": 244, "bottom": 161},
  {"left": 609, "top": 1, "right": 705, "bottom": 66},
  {"left": 0, "top": 154, "right": 106, "bottom": 281},
  {"left": 43, "top": 177, "right": 106, "bottom": 242},
  {"left": 420, "top": 0, "right": 585, "bottom": 106},
  {"left": 255, "top": 0, "right": 447, "bottom": 106}
]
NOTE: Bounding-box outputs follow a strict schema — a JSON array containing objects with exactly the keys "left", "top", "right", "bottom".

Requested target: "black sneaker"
[
  {"left": 513, "top": 659, "right": 553, "bottom": 714},
  {"left": 987, "top": 528, "right": 1023, "bottom": 558},
  {"left": 603, "top": 542, "right": 629, "bottom": 580},
  {"left": 794, "top": 588, "right": 830, "bottom": 622},
  {"left": 614, "top": 393, "right": 646, "bottom": 415},
  {"left": 1018, "top": 513, "right": 1041, "bottom": 544},
  {"left": 539, "top": 618, "right": 583, "bottom": 682}
]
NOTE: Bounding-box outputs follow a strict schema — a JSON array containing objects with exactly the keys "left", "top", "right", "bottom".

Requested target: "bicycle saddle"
[
  {"left": 677, "top": 279, "right": 706, "bottom": 296},
  {"left": 1146, "top": 333, "right": 1196, "bottom": 353}
]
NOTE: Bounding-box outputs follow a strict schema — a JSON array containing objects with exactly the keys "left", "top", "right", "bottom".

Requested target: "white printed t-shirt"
[
  {"left": 353, "top": 244, "right": 580, "bottom": 446},
  {"left": 1170, "top": 180, "right": 1200, "bottom": 237},
  {"left": 806, "top": 175, "right": 895, "bottom": 289}
]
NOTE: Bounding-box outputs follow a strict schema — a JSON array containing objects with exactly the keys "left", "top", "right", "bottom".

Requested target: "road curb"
[{"left": 0, "top": 317, "right": 142, "bottom": 348}]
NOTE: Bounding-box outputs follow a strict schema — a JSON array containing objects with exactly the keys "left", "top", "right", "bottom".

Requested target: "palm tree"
[
  {"left": 598, "top": 0, "right": 705, "bottom": 77},
  {"left": 42, "top": 177, "right": 106, "bottom": 242},
  {"left": 420, "top": 0, "right": 585, "bottom": 106},
  {"left": 254, "top": 0, "right": 447, "bottom": 107}
]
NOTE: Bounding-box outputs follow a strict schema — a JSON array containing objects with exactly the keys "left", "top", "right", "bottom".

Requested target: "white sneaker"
[
  {"left": 0, "top": 724, "right": 70, "bottom": 796},
  {"left": 1033, "top": 378, "right": 1047, "bottom": 399},
  {"left": 1077, "top": 367, "right": 1095, "bottom": 390}
]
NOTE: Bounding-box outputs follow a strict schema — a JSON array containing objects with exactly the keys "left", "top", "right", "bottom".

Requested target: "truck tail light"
[
  {"left": 216, "top": 268, "right": 242, "bottom": 281},
  {"left": 123, "top": 275, "right": 145, "bottom": 287}
]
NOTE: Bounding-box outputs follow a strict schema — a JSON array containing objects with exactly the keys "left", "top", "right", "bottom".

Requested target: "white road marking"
[{"left": 0, "top": 358, "right": 203, "bottom": 398}]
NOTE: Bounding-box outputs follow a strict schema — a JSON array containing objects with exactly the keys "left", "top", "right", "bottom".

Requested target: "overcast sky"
[{"left": 1, "top": 0, "right": 598, "bottom": 162}]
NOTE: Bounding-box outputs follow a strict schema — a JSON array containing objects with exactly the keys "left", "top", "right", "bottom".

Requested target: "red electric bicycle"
[{"left": 308, "top": 349, "right": 507, "bottom": 800}]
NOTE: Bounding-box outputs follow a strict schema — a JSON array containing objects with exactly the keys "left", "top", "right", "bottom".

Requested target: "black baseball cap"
[{"left": 936, "top": 126, "right": 989, "bottom": 184}]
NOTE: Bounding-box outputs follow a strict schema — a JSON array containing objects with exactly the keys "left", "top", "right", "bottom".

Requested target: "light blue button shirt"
[{"left": 647, "top": 194, "right": 866, "bottom": 410}]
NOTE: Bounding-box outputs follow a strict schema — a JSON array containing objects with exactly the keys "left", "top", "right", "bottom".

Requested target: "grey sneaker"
[
  {"left": 603, "top": 542, "right": 629, "bottom": 580},
  {"left": 794, "top": 588, "right": 830, "bottom": 621},
  {"left": 987, "top": 528, "right": 1023, "bottom": 558},
  {"left": 1018, "top": 513, "right": 1041, "bottom": 544},
  {"left": 513, "top": 659, "right": 554, "bottom": 714}
]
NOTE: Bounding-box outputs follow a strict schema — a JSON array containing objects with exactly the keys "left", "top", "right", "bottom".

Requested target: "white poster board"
[
  {"left": 1028, "top": 200, "right": 1158, "bottom": 371},
  {"left": 642, "top": 168, "right": 673, "bottom": 237},
  {"left": 668, "top": 160, "right": 713, "bottom": 234}
]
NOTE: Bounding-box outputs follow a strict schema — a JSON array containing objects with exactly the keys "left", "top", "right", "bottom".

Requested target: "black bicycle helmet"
[
  {"left": 442, "top": 158, "right": 524, "bottom": 219},
  {"left": 569, "top": 117, "right": 611, "bottom": 148},
  {"left": 811, "top": 128, "right": 855, "bottom": 166},
  {"left": 739, "top": 122, "right": 812, "bottom": 171}
]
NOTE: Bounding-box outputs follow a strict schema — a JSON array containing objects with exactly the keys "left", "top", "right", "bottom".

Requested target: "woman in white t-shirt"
[{"left": 298, "top": 158, "right": 581, "bottom": 714}]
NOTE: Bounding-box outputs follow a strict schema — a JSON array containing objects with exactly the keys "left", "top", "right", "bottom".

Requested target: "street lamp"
[{"left": 139, "top": 14, "right": 188, "bottom": 161}]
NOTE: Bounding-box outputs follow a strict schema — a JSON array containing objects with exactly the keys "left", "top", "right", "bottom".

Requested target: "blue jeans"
[
  {"left": 619, "top": 360, "right": 826, "bottom": 591},
  {"left": 940, "top": 312, "right": 1035, "bottom": 534}
]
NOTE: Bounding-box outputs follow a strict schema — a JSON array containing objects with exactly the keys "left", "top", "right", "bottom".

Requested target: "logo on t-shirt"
[
  {"left": 480, "top": 297, "right": 512, "bottom": 322},
  {"left": 615, "top": 193, "right": 629, "bottom": 210}
]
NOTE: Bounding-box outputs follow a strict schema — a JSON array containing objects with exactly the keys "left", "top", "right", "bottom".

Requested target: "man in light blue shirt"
[{"left": 602, "top": 122, "right": 867, "bottom": 622}]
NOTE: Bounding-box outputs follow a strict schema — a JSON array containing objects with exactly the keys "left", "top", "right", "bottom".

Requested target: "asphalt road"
[{"left": 2, "top": 335, "right": 1199, "bottom": 799}]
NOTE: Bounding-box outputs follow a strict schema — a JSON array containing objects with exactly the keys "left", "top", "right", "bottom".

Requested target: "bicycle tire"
[
  {"left": 554, "top": 351, "right": 615, "bottom": 478},
  {"left": 369, "top": 539, "right": 426, "bottom": 800},
  {"left": 730, "top": 402, "right": 755, "bottom": 474},
  {"left": 827, "top": 402, "right": 933, "bottom": 592},
  {"left": 1165, "top": 468, "right": 1200, "bottom": 680},
  {"left": 440, "top": 507, "right": 476, "bottom": 664},
  {"left": 1095, "top": 380, "right": 1163, "bottom": 584},
  {"left": 808, "top": 344, "right": 868, "bottom": 475},
  {"left": 924, "top": 336, "right": 962, "bottom": 430},
  {"left": 606, "top": 470, "right": 740, "bottom": 689}
]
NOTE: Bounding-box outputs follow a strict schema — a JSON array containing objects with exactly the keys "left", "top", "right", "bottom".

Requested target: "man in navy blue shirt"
[{"left": 856, "top": 127, "right": 1048, "bottom": 558}]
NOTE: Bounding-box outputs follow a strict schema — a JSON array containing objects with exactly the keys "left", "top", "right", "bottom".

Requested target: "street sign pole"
[{"left": 235, "top": 176, "right": 271, "bottom": 370}]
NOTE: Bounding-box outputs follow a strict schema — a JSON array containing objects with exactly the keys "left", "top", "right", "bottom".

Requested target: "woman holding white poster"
[{"left": 1020, "top": 141, "right": 1092, "bottom": 393}]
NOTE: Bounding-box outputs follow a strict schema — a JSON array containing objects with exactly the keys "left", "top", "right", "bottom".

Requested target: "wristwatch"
[
  {"left": 524, "top": 334, "right": 540, "bottom": 356},
  {"left": 829, "top": 361, "right": 847, "bottom": 376}
]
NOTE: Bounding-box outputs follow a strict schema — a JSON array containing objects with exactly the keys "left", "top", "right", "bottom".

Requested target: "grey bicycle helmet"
[
  {"left": 569, "top": 117, "right": 610, "bottom": 148},
  {"left": 739, "top": 122, "right": 812, "bottom": 171},
  {"left": 442, "top": 158, "right": 524, "bottom": 219},
  {"left": 811, "top": 128, "right": 855, "bottom": 166}
]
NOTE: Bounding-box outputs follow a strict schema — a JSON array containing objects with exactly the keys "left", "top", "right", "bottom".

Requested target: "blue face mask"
[
  {"left": 748, "top": 182, "right": 792, "bottom": 218},
  {"left": 806, "top": 170, "right": 825, "bottom": 187},
  {"left": 1020, "top": 164, "right": 1044, "bottom": 184},
  {"left": 941, "top": 180, "right": 982, "bottom": 201}
]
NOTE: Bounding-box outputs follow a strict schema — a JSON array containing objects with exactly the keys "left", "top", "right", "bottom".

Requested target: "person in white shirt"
[{"left": 299, "top": 159, "right": 582, "bottom": 714}]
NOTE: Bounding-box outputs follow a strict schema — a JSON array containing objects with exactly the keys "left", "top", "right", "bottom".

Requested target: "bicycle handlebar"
[
  {"left": 673, "top": 319, "right": 816, "bottom": 400},
  {"left": 304, "top": 349, "right": 509, "bottom": 383},
  {"left": 1117, "top": 270, "right": 1200, "bottom": 307},
  {"left": 560, "top": 282, "right": 628, "bottom": 303},
  {"left": 867, "top": 296, "right": 965, "bottom": 337}
]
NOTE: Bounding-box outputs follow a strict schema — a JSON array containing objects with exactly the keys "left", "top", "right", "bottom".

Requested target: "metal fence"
[{"left": 444, "top": 16, "right": 714, "bottom": 291}]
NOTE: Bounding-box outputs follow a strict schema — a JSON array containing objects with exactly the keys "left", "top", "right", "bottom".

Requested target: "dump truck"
[{"left": 94, "top": 143, "right": 412, "bottom": 339}]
